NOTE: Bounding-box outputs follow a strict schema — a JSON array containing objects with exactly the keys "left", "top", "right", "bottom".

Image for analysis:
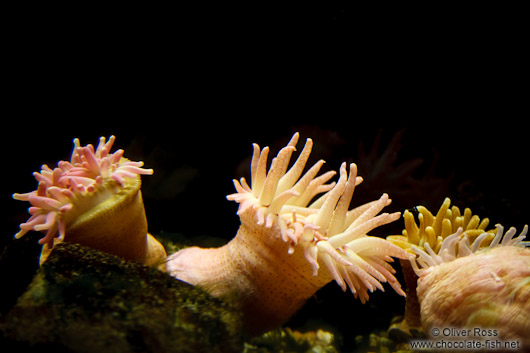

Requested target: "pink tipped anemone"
[
  {"left": 410, "top": 224, "right": 530, "bottom": 346},
  {"left": 165, "top": 133, "right": 411, "bottom": 335},
  {"left": 13, "top": 135, "right": 166, "bottom": 266}
]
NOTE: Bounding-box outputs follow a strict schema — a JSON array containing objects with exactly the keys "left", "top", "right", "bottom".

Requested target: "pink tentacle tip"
[
  {"left": 110, "top": 149, "right": 124, "bottom": 163},
  {"left": 13, "top": 192, "right": 31, "bottom": 201},
  {"left": 112, "top": 173, "right": 126, "bottom": 186},
  {"left": 59, "top": 204, "right": 73, "bottom": 213}
]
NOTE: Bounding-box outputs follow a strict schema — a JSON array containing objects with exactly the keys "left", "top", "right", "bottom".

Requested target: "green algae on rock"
[{"left": 0, "top": 242, "right": 242, "bottom": 353}]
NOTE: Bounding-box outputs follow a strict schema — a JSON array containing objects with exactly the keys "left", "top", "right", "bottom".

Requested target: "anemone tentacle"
[
  {"left": 387, "top": 197, "right": 499, "bottom": 256},
  {"left": 410, "top": 224, "right": 529, "bottom": 276}
]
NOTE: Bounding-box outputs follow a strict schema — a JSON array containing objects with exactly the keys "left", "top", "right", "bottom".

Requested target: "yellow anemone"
[{"left": 387, "top": 197, "right": 496, "bottom": 255}]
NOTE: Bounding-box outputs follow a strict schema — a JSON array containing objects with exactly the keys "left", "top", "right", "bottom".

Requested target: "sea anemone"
[
  {"left": 410, "top": 224, "right": 530, "bottom": 347},
  {"left": 165, "top": 133, "right": 411, "bottom": 334},
  {"left": 386, "top": 198, "right": 497, "bottom": 331},
  {"left": 353, "top": 129, "right": 451, "bottom": 210},
  {"left": 13, "top": 135, "right": 166, "bottom": 266},
  {"left": 387, "top": 197, "right": 497, "bottom": 255}
]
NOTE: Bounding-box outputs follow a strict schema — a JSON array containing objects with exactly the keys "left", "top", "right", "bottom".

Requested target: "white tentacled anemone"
[
  {"left": 410, "top": 223, "right": 529, "bottom": 276},
  {"left": 227, "top": 133, "right": 411, "bottom": 303}
]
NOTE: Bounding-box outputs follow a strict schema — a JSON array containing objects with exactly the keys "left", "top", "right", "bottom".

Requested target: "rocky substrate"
[
  {"left": 0, "top": 233, "right": 417, "bottom": 353},
  {"left": 0, "top": 240, "right": 242, "bottom": 353}
]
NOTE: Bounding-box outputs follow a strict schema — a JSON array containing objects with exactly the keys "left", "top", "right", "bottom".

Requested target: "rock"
[
  {"left": 0, "top": 242, "right": 242, "bottom": 353},
  {"left": 244, "top": 327, "right": 339, "bottom": 353},
  {"left": 353, "top": 329, "right": 415, "bottom": 353}
]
